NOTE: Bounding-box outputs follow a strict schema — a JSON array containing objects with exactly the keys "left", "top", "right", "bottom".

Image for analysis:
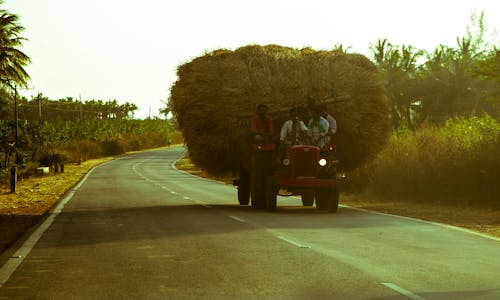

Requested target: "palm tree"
[{"left": 0, "top": 1, "right": 31, "bottom": 90}]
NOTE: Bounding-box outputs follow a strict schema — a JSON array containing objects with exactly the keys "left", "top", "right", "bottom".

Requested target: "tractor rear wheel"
[
  {"left": 265, "top": 176, "right": 277, "bottom": 211},
  {"left": 237, "top": 168, "right": 250, "bottom": 205}
]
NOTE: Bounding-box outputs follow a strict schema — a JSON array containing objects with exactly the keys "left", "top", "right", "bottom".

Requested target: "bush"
[
  {"left": 39, "top": 151, "right": 68, "bottom": 167},
  {"left": 100, "top": 140, "right": 126, "bottom": 156},
  {"left": 345, "top": 114, "right": 500, "bottom": 207}
]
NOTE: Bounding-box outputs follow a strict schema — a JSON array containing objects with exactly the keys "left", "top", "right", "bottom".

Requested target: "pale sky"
[{"left": 3, "top": 0, "right": 499, "bottom": 119}]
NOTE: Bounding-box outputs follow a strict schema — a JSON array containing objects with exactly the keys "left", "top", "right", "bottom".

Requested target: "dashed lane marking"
[
  {"left": 276, "top": 236, "right": 310, "bottom": 249},
  {"left": 229, "top": 216, "right": 246, "bottom": 223},
  {"left": 381, "top": 282, "right": 427, "bottom": 300}
]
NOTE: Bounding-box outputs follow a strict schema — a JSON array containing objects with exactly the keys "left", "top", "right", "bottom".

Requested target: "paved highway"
[{"left": 1, "top": 147, "right": 499, "bottom": 299}]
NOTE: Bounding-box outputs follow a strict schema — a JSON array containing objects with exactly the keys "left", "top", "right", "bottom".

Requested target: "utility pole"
[
  {"left": 79, "top": 94, "right": 83, "bottom": 121},
  {"left": 37, "top": 92, "right": 42, "bottom": 120},
  {"left": 14, "top": 85, "right": 18, "bottom": 146}
]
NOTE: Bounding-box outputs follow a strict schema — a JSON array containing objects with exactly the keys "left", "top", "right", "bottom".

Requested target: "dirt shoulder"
[
  {"left": 0, "top": 157, "right": 115, "bottom": 254},
  {"left": 1, "top": 154, "right": 498, "bottom": 257}
]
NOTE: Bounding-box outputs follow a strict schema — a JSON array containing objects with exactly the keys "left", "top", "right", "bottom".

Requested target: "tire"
[
  {"left": 251, "top": 186, "right": 265, "bottom": 209},
  {"left": 238, "top": 187, "right": 250, "bottom": 205},
  {"left": 250, "top": 150, "right": 272, "bottom": 209},
  {"left": 316, "top": 187, "right": 339, "bottom": 213},
  {"left": 238, "top": 168, "right": 250, "bottom": 205},
  {"left": 265, "top": 176, "right": 277, "bottom": 211},
  {"left": 328, "top": 186, "right": 339, "bottom": 213},
  {"left": 315, "top": 190, "right": 328, "bottom": 210},
  {"left": 301, "top": 193, "right": 314, "bottom": 206}
]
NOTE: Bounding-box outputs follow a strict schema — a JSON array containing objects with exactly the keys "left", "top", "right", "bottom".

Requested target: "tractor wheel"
[
  {"left": 301, "top": 193, "right": 314, "bottom": 206},
  {"left": 251, "top": 166, "right": 266, "bottom": 209},
  {"left": 328, "top": 186, "right": 340, "bottom": 213},
  {"left": 315, "top": 188, "right": 339, "bottom": 213},
  {"left": 265, "top": 176, "right": 277, "bottom": 211},
  {"left": 250, "top": 149, "right": 273, "bottom": 209},
  {"left": 237, "top": 169, "right": 250, "bottom": 205},
  {"left": 315, "top": 189, "right": 328, "bottom": 210}
]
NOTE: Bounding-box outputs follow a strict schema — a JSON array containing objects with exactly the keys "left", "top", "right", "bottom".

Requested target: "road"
[{"left": 1, "top": 147, "right": 499, "bottom": 299}]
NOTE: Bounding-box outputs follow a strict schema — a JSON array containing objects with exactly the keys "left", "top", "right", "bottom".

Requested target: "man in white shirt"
[
  {"left": 280, "top": 107, "right": 309, "bottom": 146},
  {"left": 321, "top": 106, "right": 337, "bottom": 144},
  {"left": 308, "top": 106, "right": 330, "bottom": 148}
]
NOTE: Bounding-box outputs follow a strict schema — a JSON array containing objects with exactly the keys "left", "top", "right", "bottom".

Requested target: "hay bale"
[{"left": 171, "top": 44, "right": 390, "bottom": 175}]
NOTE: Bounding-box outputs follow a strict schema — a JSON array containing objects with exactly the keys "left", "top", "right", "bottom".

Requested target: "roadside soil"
[
  {"left": 0, "top": 157, "right": 114, "bottom": 254},
  {"left": 1, "top": 154, "right": 498, "bottom": 256}
]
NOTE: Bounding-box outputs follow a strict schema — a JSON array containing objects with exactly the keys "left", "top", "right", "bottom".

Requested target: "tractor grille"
[{"left": 290, "top": 145, "right": 319, "bottom": 178}]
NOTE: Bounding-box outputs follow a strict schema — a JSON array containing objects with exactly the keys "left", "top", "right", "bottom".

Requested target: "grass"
[{"left": 344, "top": 114, "right": 500, "bottom": 208}]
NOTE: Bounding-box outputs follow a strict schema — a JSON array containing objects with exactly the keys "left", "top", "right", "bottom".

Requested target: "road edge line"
[
  {"left": 0, "top": 163, "right": 103, "bottom": 288},
  {"left": 342, "top": 205, "right": 500, "bottom": 242}
]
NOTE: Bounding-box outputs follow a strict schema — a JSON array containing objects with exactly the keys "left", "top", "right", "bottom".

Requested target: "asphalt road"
[{"left": 1, "top": 147, "right": 499, "bottom": 300}]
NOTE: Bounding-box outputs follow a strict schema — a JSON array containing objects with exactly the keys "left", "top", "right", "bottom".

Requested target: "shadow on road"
[{"left": 30, "top": 203, "right": 407, "bottom": 249}]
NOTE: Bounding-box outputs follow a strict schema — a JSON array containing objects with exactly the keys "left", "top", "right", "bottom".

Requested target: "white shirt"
[
  {"left": 325, "top": 114, "right": 337, "bottom": 135},
  {"left": 280, "top": 119, "right": 309, "bottom": 144},
  {"left": 308, "top": 116, "right": 330, "bottom": 148}
]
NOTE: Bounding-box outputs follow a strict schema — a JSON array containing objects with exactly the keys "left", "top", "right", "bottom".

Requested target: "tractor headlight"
[
  {"left": 319, "top": 158, "right": 327, "bottom": 166},
  {"left": 283, "top": 158, "right": 290, "bottom": 166}
]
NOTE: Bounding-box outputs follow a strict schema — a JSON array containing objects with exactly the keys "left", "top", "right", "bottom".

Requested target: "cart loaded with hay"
[{"left": 171, "top": 45, "right": 390, "bottom": 211}]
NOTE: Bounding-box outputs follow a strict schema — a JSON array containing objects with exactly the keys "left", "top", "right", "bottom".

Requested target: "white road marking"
[
  {"left": 0, "top": 162, "right": 106, "bottom": 288},
  {"left": 381, "top": 282, "right": 427, "bottom": 300},
  {"left": 343, "top": 205, "right": 500, "bottom": 242},
  {"left": 277, "top": 236, "right": 310, "bottom": 248},
  {"left": 229, "top": 216, "right": 246, "bottom": 223}
]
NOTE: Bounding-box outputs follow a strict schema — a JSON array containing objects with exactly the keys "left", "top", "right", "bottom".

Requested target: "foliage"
[
  {"left": 345, "top": 115, "right": 500, "bottom": 207},
  {"left": 0, "top": 93, "right": 178, "bottom": 176},
  {"left": 370, "top": 11, "right": 499, "bottom": 129},
  {"left": 0, "top": 1, "right": 30, "bottom": 89}
]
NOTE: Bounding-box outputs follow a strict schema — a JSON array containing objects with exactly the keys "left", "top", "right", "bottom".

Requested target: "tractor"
[{"left": 234, "top": 141, "right": 339, "bottom": 212}]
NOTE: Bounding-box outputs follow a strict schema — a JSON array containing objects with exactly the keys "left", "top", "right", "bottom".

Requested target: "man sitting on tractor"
[
  {"left": 307, "top": 105, "right": 330, "bottom": 148},
  {"left": 279, "top": 106, "right": 309, "bottom": 147},
  {"left": 250, "top": 103, "right": 274, "bottom": 143}
]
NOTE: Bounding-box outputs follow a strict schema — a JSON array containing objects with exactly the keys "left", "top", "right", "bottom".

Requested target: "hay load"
[{"left": 171, "top": 44, "right": 390, "bottom": 175}]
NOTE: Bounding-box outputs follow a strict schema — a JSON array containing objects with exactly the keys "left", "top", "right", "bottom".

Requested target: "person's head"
[
  {"left": 289, "top": 107, "right": 298, "bottom": 118},
  {"left": 310, "top": 105, "right": 321, "bottom": 119},
  {"left": 256, "top": 104, "right": 267, "bottom": 117}
]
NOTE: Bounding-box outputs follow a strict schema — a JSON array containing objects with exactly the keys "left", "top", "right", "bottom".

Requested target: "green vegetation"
[
  {"left": 0, "top": 96, "right": 182, "bottom": 181},
  {"left": 342, "top": 12, "right": 499, "bottom": 207},
  {"left": 344, "top": 115, "right": 499, "bottom": 207}
]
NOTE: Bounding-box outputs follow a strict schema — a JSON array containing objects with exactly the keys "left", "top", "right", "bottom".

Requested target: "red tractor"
[{"left": 234, "top": 142, "right": 339, "bottom": 212}]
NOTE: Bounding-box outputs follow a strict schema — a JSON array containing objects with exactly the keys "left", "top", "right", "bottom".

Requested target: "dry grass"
[
  {"left": 171, "top": 44, "right": 390, "bottom": 176},
  {"left": 0, "top": 157, "right": 114, "bottom": 253}
]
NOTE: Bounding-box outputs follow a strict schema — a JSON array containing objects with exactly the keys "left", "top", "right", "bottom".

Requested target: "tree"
[
  {"left": 0, "top": 1, "right": 31, "bottom": 90},
  {"left": 419, "top": 10, "right": 499, "bottom": 121},
  {"left": 370, "top": 39, "right": 424, "bottom": 129}
]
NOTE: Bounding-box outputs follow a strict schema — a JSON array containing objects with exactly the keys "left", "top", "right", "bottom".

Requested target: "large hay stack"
[{"left": 171, "top": 44, "right": 390, "bottom": 175}]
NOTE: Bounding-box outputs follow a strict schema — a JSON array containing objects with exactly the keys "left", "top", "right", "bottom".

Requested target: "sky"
[{"left": 3, "top": 0, "right": 499, "bottom": 119}]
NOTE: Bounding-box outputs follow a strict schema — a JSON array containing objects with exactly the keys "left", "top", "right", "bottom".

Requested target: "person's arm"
[
  {"left": 299, "top": 121, "right": 309, "bottom": 133},
  {"left": 320, "top": 119, "right": 329, "bottom": 136},
  {"left": 280, "top": 121, "right": 289, "bottom": 141},
  {"left": 331, "top": 118, "right": 337, "bottom": 134}
]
